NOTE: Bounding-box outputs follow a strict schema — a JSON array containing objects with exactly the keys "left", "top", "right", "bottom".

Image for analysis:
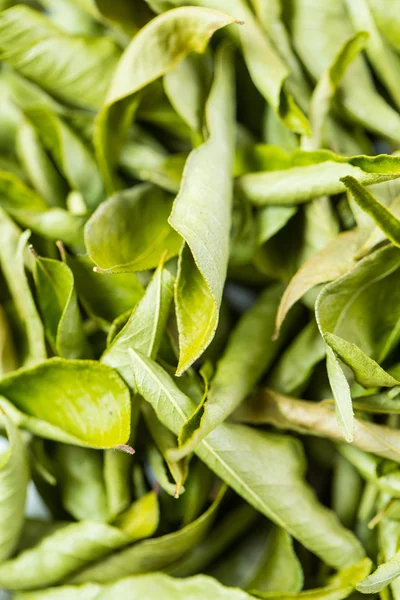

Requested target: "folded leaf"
[
  {"left": 235, "top": 389, "right": 400, "bottom": 463},
  {"left": 32, "top": 252, "right": 90, "bottom": 360},
  {"left": 169, "top": 42, "right": 235, "bottom": 374},
  {"left": 238, "top": 151, "right": 400, "bottom": 206},
  {"left": 70, "top": 484, "right": 226, "bottom": 583},
  {"left": 342, "top": 175, "right": 400, "bottom": 247},
  {"left": 15, "top": 572, "right": 257, "bottom": 599},
  {"left": 0, "top": 359, "right": 131, "bottom": 448},
  {"left": 0, "top": 5, "right": 120, "bottom": 110},
  {"left": 0, "top": 211, "right": 46, "bottom": 366},
  {"left": 95, "top": 5, "right": 237, "bottom": 190},
  {"left": 170, "top": 284, "right": 293, "bottom": 460},
  {"left": 130, "top": 350, "right": 365, "bottom": 569},
  {"left": 102, "top": 257, "right": 174, "bottom": 387},
  {"left": 85, "top": 184, "right": 181, "bottom": 274},
  {"left": 0, "top": 411, "right": 29, "bottom": 562}
]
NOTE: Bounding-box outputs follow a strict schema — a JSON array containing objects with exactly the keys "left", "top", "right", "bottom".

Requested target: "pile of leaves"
[{"left": 5, "top": 0, "right": 400, "bottom": 597}]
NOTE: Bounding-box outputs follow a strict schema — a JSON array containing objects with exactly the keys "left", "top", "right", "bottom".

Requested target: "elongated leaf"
[
  {"left": 238, "top": 151, "right": 400, "bottom": 206},
  {"left": 342, "top": 175, "right": 400, "bottom": 247},
  {"left": 0, "top": 211, "right": 46, "bottom": 366},
  {"left": 55, "top": 444, "right": 109, "bottom": 522},
  {"left": 102, "top": 258, "right": 174, "bottom": 387},
  {"left": 357, "top": 550, "right": 400, "bottom": 594},
  {"left": 0, "top": 412, "right": 29, "bottom": 562},
  {"left": 0, "top": 359, "right": 131, "bottom": 448},
  {"left": 32, "top": 252, "right": 90, "bottom": 360},
  {"left": 325, "top": 344, "right": 354, "bottom": 443},
  {"left": 95, "top": 6, "right": 237, "bottom": 191},
  {"left": 303, "top": 32, "right": 368, "bottom": 151},
  {"left": 85, "top": 184, "right": 181, "bottom": 274},
  {"left": 16, "top": 119, "right": 67, "bottom": 208},
  {"left": 0, "top": 520, "right": 134, "bottom": 590},
  {"left": 25, "top": 107, "right": 105, "bottom": 211},
  {"left": 169, "top": 42, "right": 235, "bottom": 374},
  {"left": 0, "top": 5, "right": 120, "bottom": 110},
  {"left": 70, "top": 484, "right": 226, "bottom": 583},
  {"left": 290, "top": 0, "right": 400, "bottom": 142},
  {"left": 170, "top": 284, "right": 293, "bottom": 460},
  {"left": 235, "top": 389, "right": 400, "bottom": 463},
  {"left": 130, "top": 350, "right": 365, "bottom": 569},
  {"left": 103, "top": 448, "right": 132, "bottom": 520},
  {"left": 344, "top": 0, "right": 400, "bottom": 110},
  {"left": 16, "top": 572, "right": 257, "bottom": 600},
  {"left": 0, "top": 305, "right": 18, "bottom": 376},
  {"left": 275, "top": 228, "right": 365, "bottom": 334}
]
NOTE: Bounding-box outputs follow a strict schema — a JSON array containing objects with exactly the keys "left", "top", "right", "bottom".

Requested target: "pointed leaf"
[
  {"left": 95, "top": 5, "right": 237, "bottom": 190},
  {"left": 325, "top": 344, "right": 354, "bottom": 443},
  {"left": 169, "top": 42, "right": 235, "bottom": 374},
  {"left": 0, "top": 359, "right": 131, "bottom": 448}
]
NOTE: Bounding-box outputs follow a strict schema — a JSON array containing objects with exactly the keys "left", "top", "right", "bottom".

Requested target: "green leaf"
[
  {"left": 103, "top": 448, "right": 132, "bottom": 519},
  {"left": 325, "top": 343, "right": 354, "bottom": 443},
  {"left": 95, "top": 6, "right": 237, "bottom": 191},
  {"left": 130, "top": 350, "right": 365, "bottom": 569},
  {"left": 169, "top": 42, "right": 235, "bottom": 374},
  {"left": 69, "top": 484, "right": 226, "bottom": 583},
  {"left": 342, "top": 175, "right": 400, "bottom": 247},
  {"left": 0, "top": 305, "right": 18, "bottom": 376},
  {"left": 25, "top": 107, "right": 105, "bottom": 211},
  {"left": 55, "top": 444, "right": 109, "bottom": 521},
  {"left": 238, "top": 151, "right": 400, "bottom": 206},
  {"left": 235, "top": 389, "right": 400, "bottom": 463},
  {"left": 15, "top": 119, "right": 67, "bottom": 208},
  {"left": 113, "top": 491, "right": 159, "bottom": 540},
  {"left": 303, "top": 32, "right": 368, "bottom": 151},
  {"left": 164, "top": 53, "right": 211, "bottom": 134},
  {"left": 0, "top": 211, "right": 46, "bottom": 367},
  {"left": 15, "top": 572, "right": 258, "bottom": 599},
  {"left": 344, "top": 0, "right": 400, "bottom": 111},
  {"left": 0, "top": 5, "right": 120, "bottom": 110},
  {"left": 275, "top": 228, "right": 365, "bottom": 334},
  {"left": 268, "top": 320, "right": 326, "bottom": 396},
  {"left": 170, "top": 284, "right": 293, "bottom": 460},
  {"left": 357, "top": 550, "right": 400, "bottom": 594},
  {"left": 290, "top": 0, "right": 400, "bottom": 143},
  {"left": 247, "top": 526, "right": 303, "bottom": 594},
  {"left": 0, "top": 358, "right": 131, "bottom": 448},
  {"left": 32, "top": 251, "right": 90, "bottom": 360},
  {"left": 0, "top": 411, "right": 29, "bottom": 562},
  {"left": 102, "top": 257, "right": 174, "bottom": 387},
  {"left": 85, "top": 184, "right": 181, "bottom": 274},
  {"left": 0, "top": 520, "right": 135, "bottom": 590}
]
